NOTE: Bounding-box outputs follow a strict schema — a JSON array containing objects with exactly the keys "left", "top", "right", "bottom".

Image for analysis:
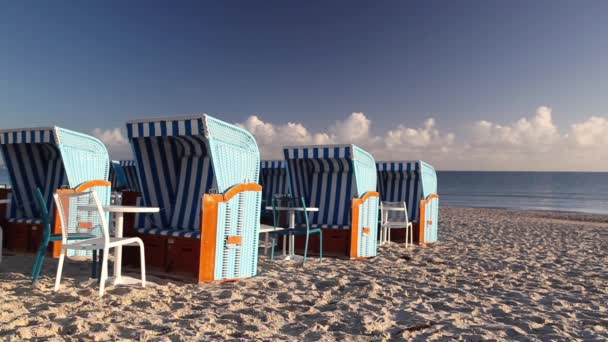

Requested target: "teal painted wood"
[
  {"left": 204, "top": 115, "right": 260, "bottom": 191},
  {"left": 357, "top": 194, "right": 379, "bottom": 257},
  {"left": 351, "top": 145, "right": 379, "bottom": 257},
  {"left": 55, "top": 127, "right": 111, "bottom": 206},
  {"left": 205, "top": 115, "right": 261, "bottom": 280},
  {"left": 420, "top": 161, "right": 437, "bottom": 198},
  {"left": 352, "top": 145, "right": 377, "bottom": 197},
  {"left": 423, "top": 197, "right": 439, "bottom": 243},
  {"left": 213, "top": 189, "right": 261, "bottom": 279}
]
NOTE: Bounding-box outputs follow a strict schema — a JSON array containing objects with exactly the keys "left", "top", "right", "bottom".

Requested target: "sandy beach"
[{"left": 1, "top": 207, "right": 607, "bottom": 341}]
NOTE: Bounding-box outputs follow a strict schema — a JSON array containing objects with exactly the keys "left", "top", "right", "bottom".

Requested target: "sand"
[{"left": 1, "top": 207, "right": 607, "bottom": 341}]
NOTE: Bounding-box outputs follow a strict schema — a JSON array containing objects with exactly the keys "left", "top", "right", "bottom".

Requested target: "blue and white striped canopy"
[
  {"left": 127, "top": 114, "right": 260, "bottom": 234},
  {"left": 110, "top": 160, "right": 141, "bottom": 192},
  {"left": 0, "top": 127, "right": 109, "bottom": 221},
  {"left": 283, "top": 145, "right": 360, "bottom": 229},
  {"left": 128, "top": 118, "right": 215, "bottom": 231},
  {"left": 376, "top": 161, "right": 423, "bottom": 222},
  {"left": 260, "top": 160, "right": 289, "bottom": 204}
]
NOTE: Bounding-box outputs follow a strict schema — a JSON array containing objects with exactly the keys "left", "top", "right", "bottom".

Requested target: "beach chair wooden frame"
[{"left": 125, "top": 114, "right": 262, "bottom": 282}]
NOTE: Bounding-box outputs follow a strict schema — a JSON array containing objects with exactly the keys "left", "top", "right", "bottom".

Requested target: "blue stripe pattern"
[
  {"left": 109, "top": 160, "right": 141, "bottom": 192},
  {"left": 136, "top": 227, "right": 201, "bottom": 238},
  {"left": 259, "top": 160, "right": 289, "bottom": 204},
  {"left": 0, "top": 130, "right": 67, "bottom": 220},
  {"left": 127, "top": 118, "right": 216, "bottom": 232},
  {"left": 376, "top": 161, "right": 422, "bottom": 222},
  {"left": 284, "top": 146, "right": 356, "bottom": 229},
  {"left": 120, "top": 160, "right": 141, "bottom": 192}
]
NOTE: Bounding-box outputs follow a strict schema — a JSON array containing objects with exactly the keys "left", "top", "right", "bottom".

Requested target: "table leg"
[
  {"left": 113, "top": 212, "right": 124, "bottom": 285},
  {"left": 289, "top": 210, "right": 296, "bottom": 257}
]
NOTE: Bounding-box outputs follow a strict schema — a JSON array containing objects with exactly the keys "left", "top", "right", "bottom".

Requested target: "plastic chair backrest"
[
  {"left": 54, "top": 190, "right": 110, "bottom": 245},
  {"left": 381, "top": 201, "right": 409, "bottom": 226}
]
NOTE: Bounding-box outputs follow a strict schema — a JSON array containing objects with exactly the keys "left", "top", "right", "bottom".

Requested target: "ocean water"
[
  {"left": 439, "top": 171, "right": 608, "bottom": 214},
  {"left": 2, "top": 168, "right": 608, "bottom": 214}
]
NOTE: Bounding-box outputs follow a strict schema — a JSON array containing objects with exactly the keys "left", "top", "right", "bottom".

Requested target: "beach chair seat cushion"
[
  {"left": 136, "top": 227, "right": 201, "bottom": 239},
  {"left": 7, "top": 217, "right": 42, "bottom": 224},
  {"left": 296, "top": 223, "right": 350, "bottom": 230}
]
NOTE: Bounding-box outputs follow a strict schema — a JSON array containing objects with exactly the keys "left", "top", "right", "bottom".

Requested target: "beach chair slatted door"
[
  {"left": 356, "top": 194, "right": 379, "bottom": 257},
  {"left": 423, "top": 196, "right": 439, "bottom": 243},
  {"left": 213, "top": 189, "right": 260, "bottom": 280}
]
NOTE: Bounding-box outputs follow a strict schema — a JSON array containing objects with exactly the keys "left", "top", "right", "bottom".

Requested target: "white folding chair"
[
  {"left": 53, "top": 190, "right": 146, "bottom": 296},
  {"left": 380, "top": 201, "right": 413, "bottom": 248}
]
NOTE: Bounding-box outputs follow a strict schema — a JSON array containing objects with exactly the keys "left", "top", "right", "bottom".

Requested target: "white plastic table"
[
  {"left": 80, "top": 205, "right": 159, "bottom": 285},
  {"left": 265, "top": 206, "right": 319, "bottom": 260}
]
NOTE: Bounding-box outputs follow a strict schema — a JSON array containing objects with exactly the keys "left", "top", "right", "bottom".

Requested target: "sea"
[{"left": 1, "top": 168, "right": 607, "bottom": 215}]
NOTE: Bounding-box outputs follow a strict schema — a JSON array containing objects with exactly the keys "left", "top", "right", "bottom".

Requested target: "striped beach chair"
[
  {"left": 0, "top": 127, "right": 110, "bottom": 253},
  {"left": 283, "top": 144, "right": 379, "bottom": 258},
  {"left": 109, "top": 160, "right": 141, "bottom": 192},
  {"left": 376, "top": 161, "right": 439, "bottom": 243},
  {"left": 259, "top": 160, "right": 290, "bottom": 207},
  {"left": 126, "top": 114, "right": 261, "bottom": 282}
]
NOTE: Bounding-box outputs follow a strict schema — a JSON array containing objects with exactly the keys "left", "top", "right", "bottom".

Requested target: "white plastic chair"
[
  {"left": 53, "top": 190, "right": 146, "bottom": 296},
  {"left": 380, "top": 201, "right": 413, "bottom": 248}
]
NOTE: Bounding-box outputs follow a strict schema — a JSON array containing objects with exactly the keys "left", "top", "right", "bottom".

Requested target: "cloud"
[
  {"left": 385, "top": 118, "right": 455, "bottom": 150},
  {"left": 92, "top": 128, "right": 132, "bottom": 160},
  {"left": 470, "top": 106, "right": 560, "bottom": 149},
  {"left": 570, "top": 116, "right": 608, "bottom": 146},
  {"left": 59, "top": 106, "right": 608, "bottom": 171},
  {"left": 237, "top": 112, "right": 456, "bottom": 164}
]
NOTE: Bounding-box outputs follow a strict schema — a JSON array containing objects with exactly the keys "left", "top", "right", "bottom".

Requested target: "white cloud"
[
  {"left": 237, "top": 112, "right": 456, "bottom": 164},
  {"left": 385, "top": 118, "right": 455, "bottom": 150},
  {"left": 92, "top": 127, "right": 132, "bottom": 160},
  {"left": 470, "top": 106, "right": 560, "bottom": 149},
  {"left": 70, "top": 107, "right": 608, "bottom": 171},
  {"left": 570, "top": 116, "right": 608, "bottom": 146}
]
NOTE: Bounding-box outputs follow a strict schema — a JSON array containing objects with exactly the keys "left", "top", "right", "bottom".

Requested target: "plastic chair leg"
[
  {"left": 99, "top": 248, "right": 109, "bottom": 297},
  {"left": 91, "top": 250, "right": 98, "bottom": 279},
  {"left": 138, "top": 241, "right": 146, "bottom": 288},
  {"left": 303, "top": 233, "right": 309, "bottom": 265},
  {"left": 97, "top": 249, "right": 104, "bottom": 284},
  {"left": 31, "top": 242, "right": 48, "bottom": 284},
  {"left": 270, "top": 237, "right": 276, "bottom": 260},
  {"left": 319, "top": 230, "right": 323, "bottom": 261},
  {"left": 54, "top": 250, "right": 66, "bottom": 292}
]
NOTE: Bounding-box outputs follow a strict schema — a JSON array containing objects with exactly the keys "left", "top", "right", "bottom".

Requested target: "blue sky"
[{"left": 1, "top": 1, "right": 608, "bottom": 170}]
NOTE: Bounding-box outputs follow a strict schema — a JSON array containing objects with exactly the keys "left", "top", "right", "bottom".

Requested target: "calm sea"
[
  {"left": 1, "top": 168, "right": 607, "bottom": 214},
  {"left": 439, "top": 171, "right": 608, "bottom": 214}
]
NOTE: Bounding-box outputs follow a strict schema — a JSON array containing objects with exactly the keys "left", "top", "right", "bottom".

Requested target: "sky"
[{"left": 1, "top": 1, "right": 608, "bottom": 171}]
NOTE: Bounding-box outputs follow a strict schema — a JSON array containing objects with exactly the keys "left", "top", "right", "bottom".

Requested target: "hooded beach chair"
[
  {"left": 259, "top": 160, "right": 290, "bottom": 205},
  {"left": 110, "top": 160, "right": 141, "bottom": 192},
  {"left": 283, "top": 144, "right": 379, "bottom": 258},
  {"left": 0, "top": 127, "right": 111, "bottom": 253},
  {"left": 126, "top": 114, "right": 262, "bottom": 282},
  {"left": 376, "top": 161, "right": 439, "bottom": 244}
]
